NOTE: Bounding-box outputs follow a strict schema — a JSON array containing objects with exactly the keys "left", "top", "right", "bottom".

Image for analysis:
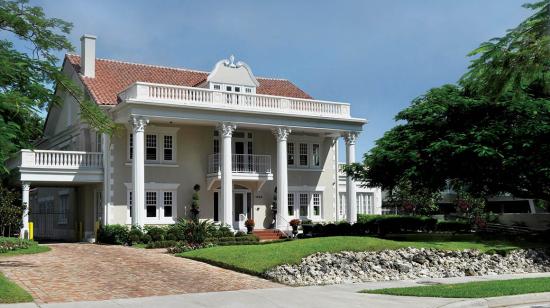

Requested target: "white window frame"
[
  {"left": 287, "top": 138, "right": 323, "bottom": 170},
  {"left": 125, "top": 183, "right": 179, "bottom": 224},
  {"left": 287, "top": 191, "right": 323, "bottom": 221},
  {"left": 145, "top": 134, "right": 159, "bottom": 162},
  {"left": 127, "top": 126, "right": 179, "bottom": 164}
]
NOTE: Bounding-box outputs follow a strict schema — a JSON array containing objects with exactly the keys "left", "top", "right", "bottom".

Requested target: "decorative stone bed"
[{"left": 265, "top": 248, "right": 550, "bottom": 286}]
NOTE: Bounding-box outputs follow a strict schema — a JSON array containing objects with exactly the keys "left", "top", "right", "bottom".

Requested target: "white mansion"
[{"left": 9, "top": 35, "right": 381, "bottom": 241}]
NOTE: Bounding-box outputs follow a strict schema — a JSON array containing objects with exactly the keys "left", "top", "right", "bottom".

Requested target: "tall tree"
[
  {"left": 346, "top": 1, "right": 550, "bottom": 204},
  {"left": 0, "top": 0, "right": 115, "bottom": 172}
]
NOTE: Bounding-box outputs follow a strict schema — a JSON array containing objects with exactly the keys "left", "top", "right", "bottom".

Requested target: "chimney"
[{"left": 80, "top": 34, "right": 96, "bottom": 78}]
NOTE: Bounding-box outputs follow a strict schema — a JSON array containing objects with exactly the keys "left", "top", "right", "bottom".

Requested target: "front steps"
[{"left": 252, "top": 229, "right": 286, "bottom": 241}]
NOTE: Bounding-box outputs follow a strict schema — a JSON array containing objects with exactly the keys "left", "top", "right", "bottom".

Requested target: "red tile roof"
[{"left": 66, "top": 54, "right": 312, "bottom": 105}]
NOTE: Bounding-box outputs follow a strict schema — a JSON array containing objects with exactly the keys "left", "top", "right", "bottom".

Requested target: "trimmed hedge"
[
  {"left": 436, "top": 221, "right": 472, "bottom": 233},
  {"left": 145, "top": 240, "right": 178, "bottom": 249},
  {"left": 97, "top": 224, "right": 129, "bottom": 244},
  {"left": 207, "top": 235, "right": 259, "bottom": 245}
]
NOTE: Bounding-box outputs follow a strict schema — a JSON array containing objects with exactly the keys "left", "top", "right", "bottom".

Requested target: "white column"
[
  {"left": 21, "top": 182, "right": 30, "bottom": 239},
  {"left": 218, "top": 122, "right": 236, "bottom": 230},
  {"left": 131, "top": 116, "right": 148, "bottom": 228},
  {"left": 273, "top": 127, "right": 291, "bottom": 230},
  {"left": 344, "top": 132, "right": 359, "bottom": 224}
]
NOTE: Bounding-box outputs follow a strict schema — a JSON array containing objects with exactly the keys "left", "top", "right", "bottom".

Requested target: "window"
[
  {"left": 163, "top": 135, "right": 173, "bottom": 161},
  {"left": 163, "top": 192, "right": 173, "bottom": 217},
  {"left": 96, "top": 133, "right": 102, "bottom": 152},
  {"left": 213, "top": 84, "right": 221, "bottom": 90},
  {"left": 299, "top": 193, "right": 309, "bottom": 217},
  {"left": 226, "top": 86, "right": 232, "bottom": 91},
  {"left": 128, "top": 131, "right": 177, "bottom": 163},
  {"left": 129, "top": 134, "right": 133, "bottom": 159},
  {"left": 312, "top": 193, "right": 321, "bottom": 216},
  {"left": 299, "top": 143, "right": 308, "bottom": 166},
  {"left": 287, "top": 143, "right": 295, "bottom": 166},
  {"left": 287, "top": 194, "right": 295, "bottom": 216},
  {"left": 58, "top": 195, "right": 68, "bottom": 224},
  {"left": 245, "top": 88, "right": 252, "bottom": 93},
  {"left": 235, "top": 87, "right": 240, "bottom": 93},
  {"left": 356, "top": 192, "right": 374, "bottom": 214},
  {"left": 312, "top": 144, "right": 320, "bottom": 167},
  {"left": 146, "top": 134, "right": 157, "bottom": 161},
  {"left": 146, "top": 192, "right": 157, "bottom": 217},
  {"left": 128, "top": 191, "right": 133, "bottom": 218},
  {"left": 213, "top": 139, "right": 219, "bottom": 154},
  {"left": 127, "top": 188, "right": 177, "bottom": 223}
]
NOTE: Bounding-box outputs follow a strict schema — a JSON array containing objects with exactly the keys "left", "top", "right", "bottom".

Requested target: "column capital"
[
  {"left": 343, "top": 131, "right": 359, "bottom": 145},
  {"left": 272, "top": 126, "right": 292, "bottom": 141},
  {"left": 217, "top": 122, "right": 237, "bottom": 137},
  {"left": 130, "top": 116, "right": 149, "bottom": 132},
  {"left": 21, "top": 182, "right": 31, "bottom": 191}
]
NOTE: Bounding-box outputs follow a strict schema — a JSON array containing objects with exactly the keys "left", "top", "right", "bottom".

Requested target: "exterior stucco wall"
[{"left": 108, "top": 123, "right": 338, "bottom": 228}]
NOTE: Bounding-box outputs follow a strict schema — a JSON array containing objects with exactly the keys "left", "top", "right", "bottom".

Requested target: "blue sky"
[{"left": 35, "top": 0, "right": 531, "bottom": 158}]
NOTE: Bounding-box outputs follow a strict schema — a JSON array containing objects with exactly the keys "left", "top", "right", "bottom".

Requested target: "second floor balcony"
[
  {"left": 118, "top": 82, "right": 351, "bottom": 119},
  {"left": 206, "top": 154, "right": 273, "bottom": 190}
]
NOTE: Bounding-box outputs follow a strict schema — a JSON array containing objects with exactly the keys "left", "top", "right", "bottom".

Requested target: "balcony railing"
[
  {"left": 208, "top": 154, "right": 271, "bottom": 175},
  {"left": 119, "top": 82, "right": 351, "bottom": 119},
  {"left": 19, "top": 150, "right": 103, "bottom": 169}
]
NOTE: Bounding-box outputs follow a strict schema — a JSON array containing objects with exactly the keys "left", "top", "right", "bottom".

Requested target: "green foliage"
[
  {"left": 97, "top": 224, "right": 128, "bottom": 245},
  {"left": 127, "top": 226, "right": 143, "bottom": 245},
  {"left": 183, "top": 220, "right": 216, "bottom": 245},
  {"left": 0, "top": 0, "right": 116, "bottom": 173},
  {"left": 345, "top": 1, "right": 550, "bottom": 203},
  {"left": 436, "top": 221, "right": 472, "bottom": 233},
  {"left": 144, "top": 225, "right": 166, "bottom": 242},
  {"left": 0, "top": 237, "right": 32, "bottom": 253},
  {"left": 145, "top": 240, "right": 178, "bottom": 249},
  {"left": 0, "top": 185, "right": 23, "bottom": 236},
  {"left": 0, "top": 272, "right": 33, "bottom": 303},
  {"left": 190, "top": 184, "right": 200, "bottom": 221}
]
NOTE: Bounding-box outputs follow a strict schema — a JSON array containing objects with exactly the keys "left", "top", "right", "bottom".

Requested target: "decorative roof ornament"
[{"left": 223, "top": 54, "right": 243, "bottom": 68}]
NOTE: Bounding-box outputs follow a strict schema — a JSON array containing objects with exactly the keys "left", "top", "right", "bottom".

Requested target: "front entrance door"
[{"left": 233, "top": 190, "right": 252, "bottom": 230}]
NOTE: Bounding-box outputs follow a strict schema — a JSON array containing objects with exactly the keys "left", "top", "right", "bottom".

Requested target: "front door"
[{"left": 233, "top": 190, "right": 252, "bottom": 230}]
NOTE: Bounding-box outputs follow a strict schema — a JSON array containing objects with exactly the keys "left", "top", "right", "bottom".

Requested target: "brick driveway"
[{"left": 0, "top": 244, "right": 280, "bottom": 304}]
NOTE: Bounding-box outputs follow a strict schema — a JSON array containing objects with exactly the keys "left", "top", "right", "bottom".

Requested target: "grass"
[
  {"left": 0, "top": 273, "right": 32, "bottom": 303},
  {"left": 0, "top": 237, "right": 50, "bottom": 257},
  {"left": 179, "top": 234, "right": 542, "bottom": 275},
  {"left": 364, "top": 277, "right": 550, "bottom": 298}
]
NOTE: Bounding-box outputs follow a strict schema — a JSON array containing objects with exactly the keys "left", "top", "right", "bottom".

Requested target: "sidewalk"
[{"left": 3, "top": 272, "right": 550, "bottom": 308}]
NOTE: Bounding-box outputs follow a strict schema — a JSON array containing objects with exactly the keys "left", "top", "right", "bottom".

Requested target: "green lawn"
[
  {"left": 0, "top": 237, "right": 50, "bottom": 257},
  {"left": 0, "top": 273, "right": 32, "bottom": 303},
  {"left": 179, "top": 235, "right": 539, "bottom": 275},
  {"left": 364, "top": 277, "right": 550, "bottom": 298}
]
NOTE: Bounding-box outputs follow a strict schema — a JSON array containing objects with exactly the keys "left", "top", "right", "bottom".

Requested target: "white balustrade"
[
  {"left": 208, "top": 154, "right": 271, "bottom": 174},
  {"left": 20, "top": 150, "right": 103, "bottom": 169},
  {"left": 120, "top": 82, "right": 351, "bottom": 118}
]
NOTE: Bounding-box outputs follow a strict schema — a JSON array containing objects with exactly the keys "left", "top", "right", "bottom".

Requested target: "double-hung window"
[
  {"left": 127, "top": 188, "right": 177, "bottom": 224},
  {"left": 288, "top": 191, "right": 323, "bottom": 220},
  {"left": 128, "top": 128, "right": 178, "bottom": 164},
  {"left": 287, "top": 193, "right": 295, "bottom": 216},
  {"left": 299, "top": 193, "right": 309, "bottom": 217},
  {"left": 287, "top": 141, "right": 321, "bottom": 169}
]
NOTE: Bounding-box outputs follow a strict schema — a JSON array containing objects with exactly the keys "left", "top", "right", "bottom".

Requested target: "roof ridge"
[{"left": 65, "top": 53, "right": 289, "bottom": 81}]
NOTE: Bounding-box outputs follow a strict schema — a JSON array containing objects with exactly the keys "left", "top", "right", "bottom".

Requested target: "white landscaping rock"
[{"left": 264, "top": 248, "right": 550, "bottom": 286}]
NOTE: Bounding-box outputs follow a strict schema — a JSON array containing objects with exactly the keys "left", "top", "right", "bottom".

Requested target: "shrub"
[
  {"left": 141, "top": 234, "right": 152, "bottom": 244},
  {"left": 336, "top": 221, "right": 352, "bottom": 235},
  {"left": 145, "top": 226, "right": 166, "bottom": 242},
  {"left": 234, "top": 231, "right": 247, "bottom": 237},
  {"left": 302, "top": 219, "right": 313, "bottom": 236},
  {"left": 209, "top": 224, "right": 234, "bottom": 239},
  {"left": 167, "top": 242, "right": 215, "bottom": 254},
  {"left": 356, "top": 215, "right": 437, "bottom": 235},
  {"left": 184, "top": 220, "right": 216, "bottom": 245},
  {"left": 97, "top": 224, "right": 128, "bottom": 245},
  {"left": 167, "top": 219, "right": 187, "bottom": 241},
  {"left": 0, "top": 237, "right": 33, "bottom": 253},
  {"left": 145, "top": 240, "right": 178, "bottom": 249},
  {"left": 436, "top": 221, "right": 472, "bottom": 233},
  {"left": 128, "top": 226, "right": 144, "bottom": 245}
]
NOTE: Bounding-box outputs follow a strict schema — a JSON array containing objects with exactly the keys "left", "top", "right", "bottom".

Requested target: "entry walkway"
[{"left": 0, "top": 244, "right": 278, "bottom": 304}]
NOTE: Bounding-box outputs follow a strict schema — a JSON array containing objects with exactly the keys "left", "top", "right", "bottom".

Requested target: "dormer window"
[{"left": 207, "top": 55, "right": 260, "bottom": 94}]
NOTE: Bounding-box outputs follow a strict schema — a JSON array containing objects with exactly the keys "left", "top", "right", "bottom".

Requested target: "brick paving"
[{"left": 0, "top": 244, "right": 280, "bottom": 304}]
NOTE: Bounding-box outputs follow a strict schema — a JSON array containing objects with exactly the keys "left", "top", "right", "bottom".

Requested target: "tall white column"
[
  {"left": 218, "top": 122, "right": 236, "bottom": 230},
  {"left": 131, "top": 116, "right": 148, "bottom": 228},
  {"left": 273, "top": 127, "right": 291, "bottom": 230},
  {"left": 21, "top": 182, "right": 30, "bottom": 239},
  {"left": 344, "top": 131, "right": 359, "bottom": 224}
]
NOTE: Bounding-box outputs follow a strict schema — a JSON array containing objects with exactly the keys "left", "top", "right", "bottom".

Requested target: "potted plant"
[
  {"left": 289, "top": 219, "right": 301, "bottom": 237},
  {"left": 245, "top": 219, "right": 255, "bottom": 234}
]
